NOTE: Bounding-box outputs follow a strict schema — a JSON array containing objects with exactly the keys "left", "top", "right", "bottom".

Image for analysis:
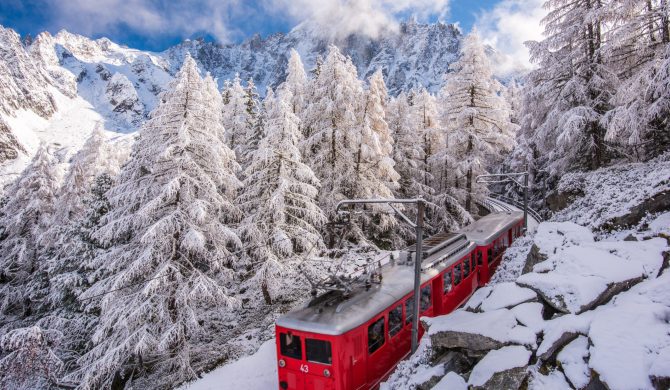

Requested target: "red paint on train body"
[{"left": 275, "top": 212, "right": 525, "bottom": 390}]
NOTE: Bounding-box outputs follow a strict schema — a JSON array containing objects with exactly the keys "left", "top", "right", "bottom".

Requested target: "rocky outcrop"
[{"left": 603, "top": 190, "right": 670, "bottom": 231}]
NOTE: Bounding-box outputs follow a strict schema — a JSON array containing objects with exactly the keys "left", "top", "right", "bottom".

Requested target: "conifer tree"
[
  {"left": 0, "top": 143, "right": 60, "bottom": 321},
  {"left": 221, "top": 74, "right": 247, "bottom": 156},
  {"left": 442, "top": 30, "right": 516, "bottom": 213},
  {"left": 283, "top": 49, "right": 308, "bottom": 118},
  {"left": 72, "top": 56, "right": 242, "bottom": 389},
  {"left": 240, "top": 78, "right": 263, "bottom": 166},
  {"left": 521, "top": 0, "right": 617, "bottom": 183},
  {"left": 238, "top": 89, "right": 326, "bottom": 304}
]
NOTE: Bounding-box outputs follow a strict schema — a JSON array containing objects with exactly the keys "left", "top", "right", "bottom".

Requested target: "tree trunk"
[{"left": 466, "top": 167, "right": 473, "bottom": 213}]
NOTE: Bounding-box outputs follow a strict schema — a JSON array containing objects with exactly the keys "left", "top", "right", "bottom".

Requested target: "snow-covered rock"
[
  {"left": 556, "top": 336, "right": 590, "bottom": 389},
  {"left": 431, "top": 372, "right": 467, "bottom": 390},
  {"left": 517, "top": 222, "right": 665, "bottom": 314},
  {"left": 423, "top": 309, "right": 537, "bottom": 354},
  {"left": 468, "top": 346, "right": 530, "bottom": 389}
]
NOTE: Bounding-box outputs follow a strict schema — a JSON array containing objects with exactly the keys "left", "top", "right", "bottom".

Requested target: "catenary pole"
[{"left": 411, "top": 199, "right": 424, "bottom": 354}]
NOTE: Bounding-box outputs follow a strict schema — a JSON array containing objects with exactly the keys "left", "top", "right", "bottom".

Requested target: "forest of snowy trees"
[{"left": 0, "top": 0, "right": 668, "bottom": 388}]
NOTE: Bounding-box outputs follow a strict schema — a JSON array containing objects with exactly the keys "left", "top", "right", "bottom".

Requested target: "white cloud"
[
  {"left": 268, "top": 0, "right": 451, "bottom": 39},
  {"left": 44, "top": 0, "right": 243, "bottom": 43},
  {"left": 474, "top": 0, "right": 547, "bottom": 75}
]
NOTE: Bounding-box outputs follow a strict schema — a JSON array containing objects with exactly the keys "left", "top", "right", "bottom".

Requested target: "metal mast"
[{"left": 335, "top": 198, "right": 425, "bottom": 353}]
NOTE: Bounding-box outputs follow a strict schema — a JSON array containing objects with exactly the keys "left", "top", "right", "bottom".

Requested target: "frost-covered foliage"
[
  {"left": 221, "top": 74, "right": 248, "bottom": 156},
  {"left": 442, "top": 30, "right": 516, "bottom": 214},
  {"left": 0, "top": 144, "right": 60, "bottom": 320},
  {"left": 0, "top": 326, "right": 63, "bottom": 389},
  {"left": 238, "top": 88, "right": 326, "bottom": 304},
  {"left": 603, "top": 0, "right": 670, "bottom": 159},
  {"left": 71, "top": 56, "right": 242, "bottom": 389},
  {"left": 282, "top": 49, "right": 308, "bottom": 120},
  {"left": 302, "top": 47, "right": 366, "bottom": 222},
  {"left": 240, "top": 78, "right": 264, "bottom": 167}
]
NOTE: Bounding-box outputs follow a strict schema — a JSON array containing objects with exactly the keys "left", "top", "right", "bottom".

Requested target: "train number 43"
[{"left": 300, "top": 364, "right": 309, "bottom": 373}]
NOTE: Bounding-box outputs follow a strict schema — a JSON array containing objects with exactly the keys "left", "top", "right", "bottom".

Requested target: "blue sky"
[{"left": 1, "top": 0, "right": 502, "bottom": 51}]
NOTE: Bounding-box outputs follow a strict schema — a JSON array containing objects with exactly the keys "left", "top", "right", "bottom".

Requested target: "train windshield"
[
  {"left": 279, "top": 333, "right": 302, "bottom": 360},
  {"left": 306, "top": 339, "right": 332, "bottom": 365}
]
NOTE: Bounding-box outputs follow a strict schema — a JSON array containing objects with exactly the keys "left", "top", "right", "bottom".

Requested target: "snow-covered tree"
[
  {"left": 503, "top": 80, "right": 522, "bottom": 125},
  {"left": 239, "top": 78, "right": 264, "bottom": 167},
  {"left": 355, "top": 70, "right": 401, "bottom": 245},
  {"left": 0, "top": 326, "right": 63, "bottom": 389},
  {"left": 520, "top": 0, "right": 617, "bottom": 183},
  {"left": 0, "top": 143, "right": 60, "bottom": 320},
  {"left": 303, "top": 46, "right": 364, "bottom": 219},
  {"left": 72, "top": 56, "right": 242, "bottom": 389},
  {"left": 282, "top": 48, "right": 308, "bottom": 118},
  {"left": 442, "top": 30, "right": 516, "bottom": 213},
  {"left": 387, "top": 92, "right": 425, "bottom": 200},
  {"left": 237, "top": 88, "right": 326, "bottom": 304},
  {"left": 221, "top": 74, "right": 247, "bottom": 155},
  {"left": 603, "top": 0, "right": 670, "bottom": 160}
]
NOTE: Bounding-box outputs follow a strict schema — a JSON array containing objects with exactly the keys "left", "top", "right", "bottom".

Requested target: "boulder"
[
  {"left": 537, "top": 314, "right": 592, "bottom": 363},
  {"left": 468, "top": 346, "right": 531, "bottom": 390},
  {"left": 431, "top": 372, "right": 467, "bottom": 390},
  {"left": 423, "top": 310, "right": 536, "bottom": 358},
  {"left": 407, "top": 364, "right": 445, "bottom": 390},
  {"left": 557, "top": 335, "right": 590, "bottom": 389}
]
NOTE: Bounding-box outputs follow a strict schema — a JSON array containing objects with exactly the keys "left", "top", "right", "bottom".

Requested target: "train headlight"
[
  {"left": 323, "top": 369, "right": 331, "bottom": 378},
  {"left": 278, "top": 359, "right": 286, "bottom": 368}
]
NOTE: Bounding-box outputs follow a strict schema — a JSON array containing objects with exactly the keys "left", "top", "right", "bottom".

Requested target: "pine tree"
[
  {"left": 603, "top": 0, "right": 670, "bottom": 160},
  {"left": 221, "top": 74, "right": 247, "bottom": 156},
  {"left": 521, "top": 0, "right": 617, "bottom": 183},
  {"left": 0, "top": 143, "right": 60, "bottom": 321},
  {"left": 240, "top": 78, "right": 263, "bottom": 167},
  {"left": 237, "top": 89, "right": 326, "bottom": 305},
  {"left": 355, "top": 70, "right": 401, "bottom": 245},
  {"left": 283, "top": 49, "right": 308, "bottom": 118},
  {"left": 442, "top": 30, "right": 516, "bottom": 213},
  {"left": 0, "top": 326, "right": 63, "bottom": 389},
  {"left": 303, "top": 46, "right": 364, "bottom": 221},
  {"left": 72, "top": 56, "right": 242, "bottom": 389}
]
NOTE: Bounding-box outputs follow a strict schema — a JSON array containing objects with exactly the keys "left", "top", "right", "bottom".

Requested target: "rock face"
[{"left": 0, "top": 26, "right": 58, "bottom": 118}]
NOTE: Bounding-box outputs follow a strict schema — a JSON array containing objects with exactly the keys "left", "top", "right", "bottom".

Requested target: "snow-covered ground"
[{"left": 178, "top": 340, "right": 277, "bottom": 390}]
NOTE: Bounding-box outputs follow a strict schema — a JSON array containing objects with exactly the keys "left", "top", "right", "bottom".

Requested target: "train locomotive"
[{"left": 275, "top": 211, "right": 525, "bottom": 390}]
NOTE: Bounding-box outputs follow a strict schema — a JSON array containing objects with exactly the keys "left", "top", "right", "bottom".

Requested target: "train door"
[
  {"left": 348, "top": 332, "right": 367, "bottom": 390},
  {"left": 366, "top": 314, "right": 391, "bottom": 386}
]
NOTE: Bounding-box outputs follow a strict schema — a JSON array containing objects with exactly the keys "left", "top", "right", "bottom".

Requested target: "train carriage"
[{"left": 275, "top": 211, "right": 524, "bottom": 390}]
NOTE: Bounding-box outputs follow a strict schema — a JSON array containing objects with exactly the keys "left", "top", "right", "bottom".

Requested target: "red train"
[{"left": 275, "top": 211, "right": 525, "bottom": 390}]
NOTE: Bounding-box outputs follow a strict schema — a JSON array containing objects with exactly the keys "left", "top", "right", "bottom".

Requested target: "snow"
[
  {"left": 529, "top": 370, "right": 572, "bottom": 389},
  {"left": 408, "top": 364, "right": 445, "bottom": 388},
  {"left": 468, "top": 346, "right": 531, "bottom": 387},
  {"left": 178, "top": 340, "right": 277, "bottom": 390},
  {"left": 431, "top": 372, "right": 467, "bottom": 390},
  {"left": 510, "top": 302, "right": 544, "bottom": 334},
  {"left": 648, "top": 212, "right": 670, "bottom": 235},
  {"left": 478, "top": 282, "right": 537, "bottom": 312},
  {"left": 536, "top": 313, "right": 592, "bottom": 358},
  {"left": 517, "top": 222, "right": 663, "bottom": 314},
  {"left": 587, "top": 272, "right": 670, "bottom": 390},
  {"left": 424, "top": 309, "right": 537, "bottom": 348},
  {"left": 557, "top": 335, "right": 590, "bottom": 389}
]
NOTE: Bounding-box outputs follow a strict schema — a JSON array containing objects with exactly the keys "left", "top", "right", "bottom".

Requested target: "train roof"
[
  {"left": 457, "top": 211, "right": 524, "bottom": 245},
  {"left": 276, "top": 238, "right": 476, "bottom": 336}
]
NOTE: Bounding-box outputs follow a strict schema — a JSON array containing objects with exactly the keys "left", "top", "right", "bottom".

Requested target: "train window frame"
[
  {"left": 454, "top": 263, "right": 462, "bottom": 285},
  {"left": 477, "top": 251, "right": 483, "bottom": 266},
  {"left": 279, "top": 332, "right": 303, "bottom": 360},
  {"left": 404, "top": 296, "right": 414, "bottom": 326},
  {"left": 420, "top": 285, "right": 432, "bottom": 312},
  {"left": 463, "top": 256, "right": 470, "bottom": 278},
  {"left": 443, "top": 269, "right": 452, "bottom": 294},
  {"left": 305, "top": 338, "right": 332, "bottom": 365},
  {"left": 471, "top": 253, "right": 476, "bottom": 271},
  {"left": 388, "top": 304, "right": 403, "bottom": 338},
  {"left": 368, "top": 316, "right": 386, "bottom": 355}
]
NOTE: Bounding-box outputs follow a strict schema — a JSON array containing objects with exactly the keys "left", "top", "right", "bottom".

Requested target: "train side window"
[
  {"left": 420, "top": 285, "right": 432, "bottom": 312},
  {"left": 389, "top": 305, "right": 403, "bottom": 337},
  {"left": 405, "top": 297, "right": 414, "bottom": 325},
  {"left": 487, "top": 248, "right": 493, "bottom": 264},
  {"left": 454, "top": 263, "right": 462, "bottom": 285},
  {"left": 463, "top": 257, "right": 470, "bottom": 278},
  {"left": 306, "top": 339, "right": 332, "bottom": 365},
  {"left": 443, "top": 269, "right": 452, "bottom": 293},
  {"left": 471, "top": 254, "right": 476, "bottom": 270},
  {"left": 279, "top": 333, "right": 302, "bottom": 360},
  {"left": 477, "top": 251, "right": 483, "bottom": 266},
  {"left": 368, "top": 317, "right": 386, "bottom": 354}
]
